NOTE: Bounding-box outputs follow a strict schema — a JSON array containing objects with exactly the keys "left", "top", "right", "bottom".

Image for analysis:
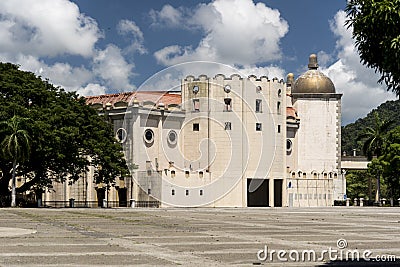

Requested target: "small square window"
[
  {"left": 193, "top": 123, "right": 199, "bottom": 131},
  {"left": 224, "top": 98, "right": 232, "bottom": 112},
  {"left": 256, "top": 123, "right": 262, "bottom": 131},
  {"left": 225, "top": 122, "right": 231, "bottom": 130},
  {"left": 193, "top": 99, "right": 200, "bottom": 112},
  {"left": 256, "top": 99, "right": 262, "bottom": 113}
]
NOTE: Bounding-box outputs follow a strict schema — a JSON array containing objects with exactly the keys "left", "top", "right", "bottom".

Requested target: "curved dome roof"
[{"left": 292, "top": 54, "right": 335, "bottom": 94}]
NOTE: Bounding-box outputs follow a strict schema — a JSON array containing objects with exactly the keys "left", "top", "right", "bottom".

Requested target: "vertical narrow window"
[
  {"left": 185, "top": 189, "right": 189, "bottom": 196},
  {"left": 171, "top": 189, "right": 175, "bottom": 196},
  {"left": 171, "top": 170, "right": 176, "bottom": 178},
  {"left": 277, "top": 101, "right": 281, "bottom": 114},
  {"left": 147, "top": 189, "right": 151, "bottom": 195},
  {"left": 278, "top": 89, "right": 282, "bottom": 97},
  {"left": 199, "top": 171, "right": 203, "bottom": 178},
  {"left": 224, "top": 98, "right": 232, "bottom": 112},
  {"left": 200, "top": 190, "right": 203, "bottom": 196},
  {"left": 277, "top": 125, "right": 281, "bottom": 133},
  {"left": 256, "top": 99, "right": 262, "bottom": 113},
  {"left": 224, "top": 122, "right": 231, "bottom": 130},
  {"left": 185, "top": 171, "right": 190, "bottom": 178},
  {"left": 193, "top": 123, "right": 199, "bottom": 131},
  {"left": 256, "top": 123, "right": 262, "bottom": 131},
  {"left": 193, "top": 98, "right": 200, "bottom": 112}
]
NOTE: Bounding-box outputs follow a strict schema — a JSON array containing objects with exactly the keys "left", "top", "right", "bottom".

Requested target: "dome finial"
[
  {"left": 308, "top": 54, "right": 318, "bottom": 70},
  {"left": 287, "top": 73, "right": 294, "bottom": 86}
]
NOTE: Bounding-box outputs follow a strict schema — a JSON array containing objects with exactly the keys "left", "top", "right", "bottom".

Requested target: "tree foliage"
[
  {"left": 0, "top": 115, "right": 31, "bottom": 207},
  {"left": 342, "top": 99, "right": 400, "bottom": 156},
  {"left": 0, "top": 62, "right": 128, "bottom": 204},
  {"left": 346, "top": 0, "right": 400, "bottom": 96},
  {"left": 375, "top": 126, "right": 400, "bottom": 199},
  {"left": 356, "top": 112, "right": 393, "bottom": 160}
]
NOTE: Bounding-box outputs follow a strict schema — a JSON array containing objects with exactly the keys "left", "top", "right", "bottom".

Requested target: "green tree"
[
  {"left": 0, "top": 115, "right": 30, "bottom": 207},
  {"left": 345, "top": 170, "right": 374, "bottom": 200},
  {"left": 341, "top": 99, "right": 400, "bottom": 156},
  {"left": 346, "top": 0, "right": 400, "bottom": 96},
  {"left": 0, "top": 62, "right": 128, "bottom": 205},
  {"left": 376, "top": 126, "right": 400, "bottom": 200},
  {"left": 357, "top": 112, "right": 393, "bottom": 203},
  {"left": 356, "top": 112, "right": 393, "bottom": 160}
]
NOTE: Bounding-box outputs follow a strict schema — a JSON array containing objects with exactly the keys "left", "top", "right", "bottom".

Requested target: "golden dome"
[{"left": 292, "top": 54, "right": 335, "bottom": 94}]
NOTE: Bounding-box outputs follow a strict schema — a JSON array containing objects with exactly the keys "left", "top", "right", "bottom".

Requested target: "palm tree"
[
  {"left": 357, "top": 112, "right": 393, "bottom": 160},
  {"left": 357, "top": 112, "right": 393, "bottom": 204},
  {"left": 1, "top": 115, "right": 30, "bottom": 207}
]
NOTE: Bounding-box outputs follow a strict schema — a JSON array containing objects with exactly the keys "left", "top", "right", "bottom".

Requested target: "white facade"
[{"left": 44, "top": 54, "right": 346, "bottom": 208}]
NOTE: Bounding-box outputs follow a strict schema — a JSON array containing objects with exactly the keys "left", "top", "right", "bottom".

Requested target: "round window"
[
  {"left": 116, "top": 128, "right": 127, "bottom": 143},
  {"left": 168, "top": 130, "right": 177, "bottom": 144},
  {"left": 286, "top": 139, "right": 292, "bottom": 151},
  {"left": 144, "top": 129, "right": 154, "bottom": 143},
  {"left": 192, "top": 85, "right": 199, "bottom": 94},
  {"left": 224, "top": 85, "right": 231, "bottom": 93}
]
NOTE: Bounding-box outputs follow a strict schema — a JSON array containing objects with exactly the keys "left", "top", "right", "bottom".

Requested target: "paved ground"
[{"left": 0, "top": 207, "right": 399, "bottom": 266}]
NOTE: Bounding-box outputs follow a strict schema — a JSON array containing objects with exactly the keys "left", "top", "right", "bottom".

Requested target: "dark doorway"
[
  {"left": 247, "top": 179, "right": 269, "bottom": 207},
  {"left": 118, "top": 188, "right": 127, "bottom": 207},
  {"left": 96, "top": 188, "right": 105, "bottom": 207},
  {"left": 274, "top": 179, "right": 283, "bottom": 207}
]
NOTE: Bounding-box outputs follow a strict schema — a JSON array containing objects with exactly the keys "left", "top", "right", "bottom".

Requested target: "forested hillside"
[{"left": 341, "top": 99, "right": 400, "bottom": 156}]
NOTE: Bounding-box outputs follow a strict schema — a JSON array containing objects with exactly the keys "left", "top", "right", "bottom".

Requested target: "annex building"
[{"left": 42, "top": 54, "right": 346, "bottom": 207}]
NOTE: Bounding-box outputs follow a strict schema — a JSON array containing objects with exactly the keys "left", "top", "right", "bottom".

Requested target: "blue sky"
[{"left": 0, "top": 0, "right": 396, "bottom": 124}]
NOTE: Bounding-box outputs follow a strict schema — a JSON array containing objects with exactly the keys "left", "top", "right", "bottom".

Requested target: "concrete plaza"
[{"left": 0, "top": 207, "right": 399, "bottom": 266}]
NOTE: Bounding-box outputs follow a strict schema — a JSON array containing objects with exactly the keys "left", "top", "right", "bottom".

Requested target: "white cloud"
[
  {"left": 0, "top": 53, "right": 93, "bottom": 91},
  {"left": 0, "top": 0, "right": 102, "bottom": 58},
  {"left": 149, "top": 4, "right": 188, "bottom": 29},
  {"left": 117, "top": 19, "right": 147, "bottom": 55},
  {"left": 0, "top": 0, "right": 148, "bottom": 96},
  {"left": 152, "top": 0, "right": 288, "bottom": 66},
  {"left": 93, "top": 44, "right": 135, "bottom": 91},
  {"left": 322, "top": 10, "right": 396, "bottom": 125},
  {"left": 238, "top": 65, "right": 285, "bottom": 80},
  {"left": 77, "top": 83, "right": 107, "bottom": 96}
]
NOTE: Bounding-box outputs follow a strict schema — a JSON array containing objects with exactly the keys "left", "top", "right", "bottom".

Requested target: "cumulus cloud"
[
  {"left": 151, "top": 0, "right": 288, "bottom": 66},
  {"left": 0, "top": 0, "right": 146, "bottom": 96},
  {"left": 93, "top": 44, "right": 135, "bottom": 91},
  {"left": 117, "top": 19, "right": 147, "bottom": 55},
  {"left": 0, "top": 53, "right": 93, "bottom": 91},
  {"left": 149, "top": 4, "right": 189, "bottom": 29},
  {"left": 77, "top": 83, "right": 107, "bottom": 96},
  {"left": 0, "top": 0, "right": 102, "bottom": 58},
  {"left": 321, "top": 11, "right": 396, "bottom": 124}
]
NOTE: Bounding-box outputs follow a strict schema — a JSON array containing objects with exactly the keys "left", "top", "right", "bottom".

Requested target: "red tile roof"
[
  {"left": 286, "top": 107, "right": 297, "bottom": 118},
  {"left": 85, "top": 91, "right": 182, "bottom": 107}
]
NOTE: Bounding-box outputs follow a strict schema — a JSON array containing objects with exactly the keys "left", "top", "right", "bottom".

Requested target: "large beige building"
[{"left": 42, "top": 54, "right": 346, "bottom": 207}]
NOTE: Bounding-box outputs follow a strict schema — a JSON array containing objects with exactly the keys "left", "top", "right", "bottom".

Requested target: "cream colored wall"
[{"left": 294, "top": 98, "right": 339, "bottom": 173}]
